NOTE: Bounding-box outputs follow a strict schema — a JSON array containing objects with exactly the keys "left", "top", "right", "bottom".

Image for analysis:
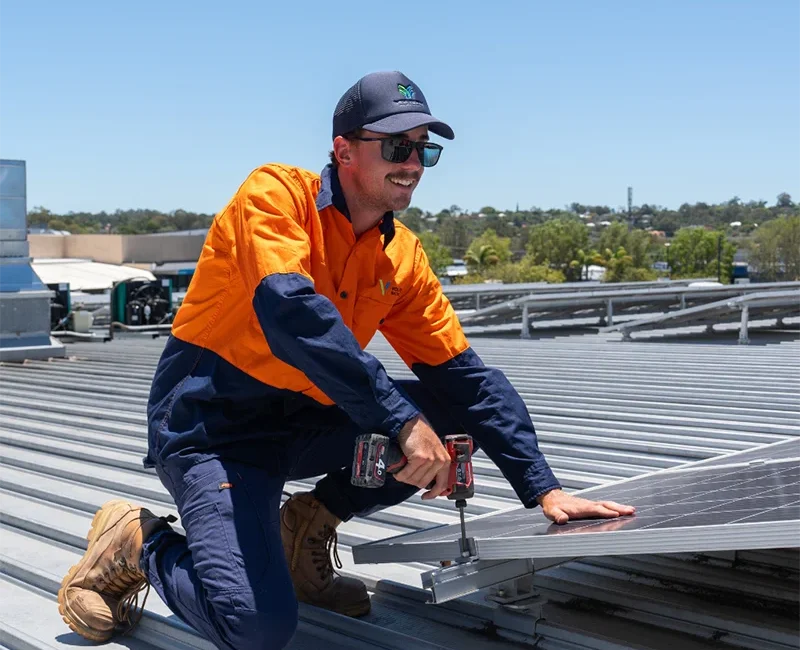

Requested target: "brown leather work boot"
[
  {"left": 57, "top": 500, "right": 175, "bottom": 642},
  {"left": 281, "top": 492, "right": 370, "bottom": 617}
]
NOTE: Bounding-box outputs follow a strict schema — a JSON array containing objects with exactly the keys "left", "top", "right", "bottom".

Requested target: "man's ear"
[{"left": 333, "top": 136, "right": 353, "bottom": 166}]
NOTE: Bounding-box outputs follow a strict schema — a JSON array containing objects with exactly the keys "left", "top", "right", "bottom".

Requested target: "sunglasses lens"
[
  {"left": 421, "top": 145, "right": 441, "bottom": 167},
  {"left": 377, "top": 138, "right": 442, "bottom": 166},
  {"left": 383, "top": 138, "right": 413, "bottom": 163}
]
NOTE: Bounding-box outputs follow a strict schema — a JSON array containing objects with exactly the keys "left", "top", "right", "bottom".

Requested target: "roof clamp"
[
  {"left": 421, "top": 558, "right": 536, "bottom": 605},
  {"left": 486, "top": 571, "right": 541, "bottom": 610},
  {"left": 457, "top": 536, "right": 478, "bottom": 562}
]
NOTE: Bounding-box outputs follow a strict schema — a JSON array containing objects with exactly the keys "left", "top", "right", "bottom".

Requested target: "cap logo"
[{"left": 397, "top": 84, "right": 415, "bottom": 99}]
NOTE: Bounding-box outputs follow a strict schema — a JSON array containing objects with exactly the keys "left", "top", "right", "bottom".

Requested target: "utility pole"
[
  {"left": 717, "top": 233, "right": 723, "bottom": 283},
  {"left": 627, "top": 186, "right": 633, "bottom": 228},
  {"left": 665, "top": 242, "right": 671, "bottom": 279}
]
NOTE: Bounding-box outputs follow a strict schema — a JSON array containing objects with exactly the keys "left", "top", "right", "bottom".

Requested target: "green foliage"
[
  {"left": 615, "top": 266, "right": 659, "bottom": 282},
  {"left": 597, "top": 222, "right": 653, "bottom": 267},
  {"left": 668, "top": 227, "right": 736, "bottom": 282},
  {"left": 494, "top": 260, "right": 566, "bottom": 284},
  {"left": 417, "top": 232, "right": 453, "bottom": 276},
  {"left": 464, "top": 228, "right": 511, "bottom": 272},
  {"left": 748, "top": 216, "right": 800, "bottom": 281},
  {"left": 397, "top": 207, "right": 425, "bottom": 233},
  {"left": 452, "top": 272, "right": 487, "bottom": 285},
  {"left": 436, "top": 217, "right": 471, "bottom": 253},
  {"left": 525, "top": 218, "right": 590, "bottom": 281},
  {"left": 452, "top": 260, "right": 565, "bottom": 285},
  {"left": 599, "top": 246, "right": 658, "bottom": 282},
  {"left": 28, "top": 205, "right": 214, "bottom": 235}
]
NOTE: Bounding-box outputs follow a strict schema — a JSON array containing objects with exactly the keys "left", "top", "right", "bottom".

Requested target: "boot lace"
[
  {"left": 116, "top": 577, "right": 150, "bottom": 634},
  {"left": 96, "top": 513, "right": 175, "bottom": 635},
  {"left": 308, "top": 523, "right": 343, "bottom": 581}
]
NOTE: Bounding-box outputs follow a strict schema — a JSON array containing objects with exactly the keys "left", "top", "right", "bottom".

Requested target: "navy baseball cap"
[{"left": 333, "top": 71, "right": 455, "bottom": 141}]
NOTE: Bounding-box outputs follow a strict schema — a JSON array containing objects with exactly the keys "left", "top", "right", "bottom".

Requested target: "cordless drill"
[{"left": 351, "top": 432, "right": 475, "bottom": 558}]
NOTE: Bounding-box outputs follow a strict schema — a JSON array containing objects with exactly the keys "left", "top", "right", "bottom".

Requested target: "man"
[{"left": 57, "top": 71, "right": 634, "bottom": 650}]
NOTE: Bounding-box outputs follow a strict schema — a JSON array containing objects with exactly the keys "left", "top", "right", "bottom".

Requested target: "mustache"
[{"left": 386, "top": 173, "right": 420, "bottom": 182}]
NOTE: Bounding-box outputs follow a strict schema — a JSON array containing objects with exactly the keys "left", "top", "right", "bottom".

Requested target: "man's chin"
[{"left": 387, "top": 195, "right": 414, "bottom": 212}]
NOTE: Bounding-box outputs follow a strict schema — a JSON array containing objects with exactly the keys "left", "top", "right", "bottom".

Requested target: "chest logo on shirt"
[{"left": 379, "top": 279, "right": 401, "bottom": 297}]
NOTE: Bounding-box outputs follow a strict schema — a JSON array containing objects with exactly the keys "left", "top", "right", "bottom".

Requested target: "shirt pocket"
[{"left": 352, "top": 294, "right": 397, "bottom": 347}]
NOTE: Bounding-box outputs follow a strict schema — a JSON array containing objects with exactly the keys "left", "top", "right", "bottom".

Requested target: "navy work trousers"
[{"left": 140, "top": 379, "right": 462, "bottom": 650}]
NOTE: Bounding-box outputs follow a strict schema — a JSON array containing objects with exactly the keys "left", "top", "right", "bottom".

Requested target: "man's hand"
[
  {"left": 395, "top": 416, "right": 451, "bottom": 500},
  {"left": 537, "top": 489, "right": 635, "bottom": 525}
]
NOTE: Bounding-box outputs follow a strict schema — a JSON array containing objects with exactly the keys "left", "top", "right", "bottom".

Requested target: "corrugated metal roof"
[{"left": 1, "top": 330, "right": 798, "bottom": 649}]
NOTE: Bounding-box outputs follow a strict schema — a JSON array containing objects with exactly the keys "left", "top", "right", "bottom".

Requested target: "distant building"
[
  {"left": 439, "top": 259, "right": 469, "bottom": 284},
  {"left": 28, "top": 230, "right": 205, "bottom": 293},
  {"left": 31, "top": 258, "right": 156, "bottom": 292}
]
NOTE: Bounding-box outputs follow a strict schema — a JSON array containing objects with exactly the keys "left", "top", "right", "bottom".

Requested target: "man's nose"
[{"left": 400, "top": 146, "right": 423, "bottom": 172}]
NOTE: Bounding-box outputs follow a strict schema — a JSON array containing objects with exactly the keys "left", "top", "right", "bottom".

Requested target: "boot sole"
[
  {"left": 339, "top": 598, "right": 372, "bottom": 618},
  {"left": 306, "top": 594, "right": 370, "bottom": 618},
  {"left": 57, "top": 499, "right": 132, "bottom": 642}
]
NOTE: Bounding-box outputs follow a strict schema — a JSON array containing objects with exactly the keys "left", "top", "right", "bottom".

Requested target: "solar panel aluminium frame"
[{"left": 352, "top": 452, "right": 800, "bottom": 565}]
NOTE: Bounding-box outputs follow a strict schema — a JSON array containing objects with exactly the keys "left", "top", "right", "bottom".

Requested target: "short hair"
[{"left": 328, "top": 129, "right": 363, "bottom": 168}]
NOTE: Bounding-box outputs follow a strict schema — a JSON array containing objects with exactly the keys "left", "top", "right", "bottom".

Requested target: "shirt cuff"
[
  {"left": 520, "top": 462, "right": 562, "bottom": 508},
  {"left": 377, "top": 387, "right": 421, "bottom": 438}
]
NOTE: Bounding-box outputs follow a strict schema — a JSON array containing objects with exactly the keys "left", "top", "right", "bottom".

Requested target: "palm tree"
[{"left": 464, "top": 244, "right": 499, "bottom": 272}]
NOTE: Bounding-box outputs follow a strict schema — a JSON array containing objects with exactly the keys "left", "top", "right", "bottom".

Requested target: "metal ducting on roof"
[{"left": 0, "top": 159, "right": 65, "bottom": 361}]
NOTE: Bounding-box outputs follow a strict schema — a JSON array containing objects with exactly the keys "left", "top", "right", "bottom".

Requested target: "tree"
[
  {"left": 494, "top": 259, "right": 565, "bottom": 284},
  {"left": 418, "top": 232, "right": 453, "bottom": 276},
  {"left": 777, "top": 193, "right": 794, "bottom": 209},
  {"left": 749, "top": 216, "right": 800, "bottom": 281},
  {"left": 598, "top": 222, "right": 629, "bottom": 257},
  {"left": 437, "top": 218, "right": 470, "bottom": 254},
  {"left": 464, "top": 228, "right": 511, "bottom": 273},
  {"left": 525, "top": 218, "right": 590, "bottom": 281},
  {"left": 397, "top": 207, "right": 424, "bottom": 233},
  {"left": 47, "top": 218, "right": 70, "bottom": 232},
  {"left": 597, "top": 224, "right": 655, "bottom": 269},
  {"left": 668, "top": 227, "right": 736, "bottom": 282},
  {"left": 28, "top": 206, "right": 53, "bottom": 228},
  {"left": 600, "top": 246, "right": 657, "bottom": 282}
]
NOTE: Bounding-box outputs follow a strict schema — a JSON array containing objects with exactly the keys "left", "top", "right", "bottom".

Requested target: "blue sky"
[{"left": 1, "top": 1, "right": 798, "bottom": 216}]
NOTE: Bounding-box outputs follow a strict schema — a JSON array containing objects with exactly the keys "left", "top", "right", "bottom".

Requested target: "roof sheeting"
[
  {"left": 31, "top": 259, "right": 155, "bottom": 292},
  {"left": 1, "top": 330, "right": 798, "bottom": 649}
]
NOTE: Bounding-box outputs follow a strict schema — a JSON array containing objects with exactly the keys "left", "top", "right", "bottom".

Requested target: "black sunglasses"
[{"left": 350, "top": 136, "right": 443, "bottom": 167}]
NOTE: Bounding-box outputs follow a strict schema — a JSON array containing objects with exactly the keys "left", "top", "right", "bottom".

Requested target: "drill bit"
[{"left": 457, "top": 499, "right": 469, "bottom": 557}]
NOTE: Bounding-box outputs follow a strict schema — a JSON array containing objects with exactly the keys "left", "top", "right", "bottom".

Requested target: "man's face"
[{"left": 345, "top": 125, "right": 429, "bottom": 213}]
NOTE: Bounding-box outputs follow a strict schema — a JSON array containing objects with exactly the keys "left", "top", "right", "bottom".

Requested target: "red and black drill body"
[
  {"left": 351, "top": 432, "right": 474, "bottom": 500},
  {"left": 351, "top": 432, "right": 476, "bottom": 559}
]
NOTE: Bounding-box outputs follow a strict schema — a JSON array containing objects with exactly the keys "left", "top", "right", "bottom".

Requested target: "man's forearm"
[
  {"left": 253, "top": 272, "right": 419, "bottom": 436},
  {"left": 412, "top": 347, "right": 561, "bottom": 508}
]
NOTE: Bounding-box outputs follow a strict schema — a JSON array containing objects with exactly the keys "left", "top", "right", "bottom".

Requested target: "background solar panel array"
[{"left": 690, "top": 437, "right": 800, "bottom": 468}]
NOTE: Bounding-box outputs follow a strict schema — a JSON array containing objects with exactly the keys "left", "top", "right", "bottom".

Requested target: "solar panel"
[
  {"left": 352, "top": 455, "right": 800, "bottom": 565},
  {"left": 685, "top": 437, "right": 800, "bottom": 469}
]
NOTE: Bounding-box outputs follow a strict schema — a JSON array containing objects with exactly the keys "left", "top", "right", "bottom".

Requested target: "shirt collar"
[{"left": 316, "top": 164, "right": 396, "bottom": 250}]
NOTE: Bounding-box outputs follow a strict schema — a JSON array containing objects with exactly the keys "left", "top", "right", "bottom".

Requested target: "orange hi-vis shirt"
[
  {"left": 145, "top": 163, "right": 561, "bottom": 508},
  {"left": 172, "top": 162, "right": 469, "bottom": 407}
]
